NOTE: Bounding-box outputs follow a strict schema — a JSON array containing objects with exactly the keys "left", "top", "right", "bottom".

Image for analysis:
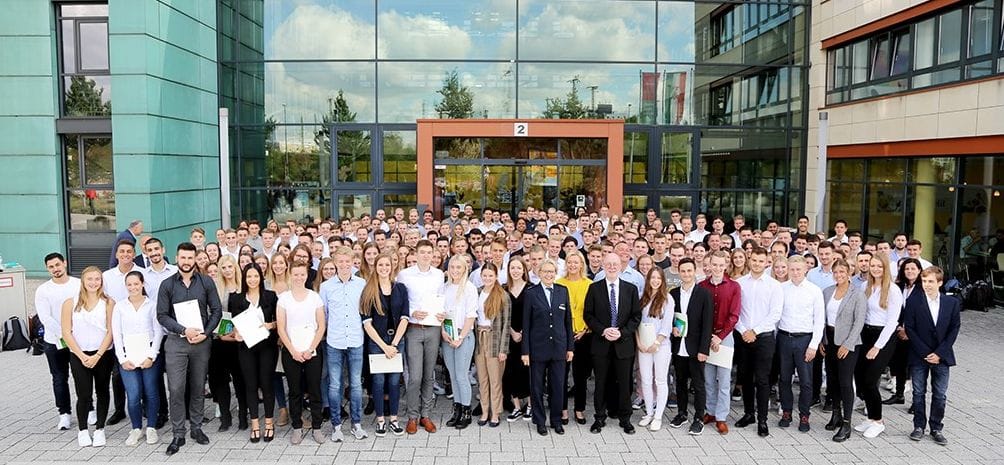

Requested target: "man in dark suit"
[
  {"left": 583, "top": 253, "right": 642, "bottom": 434},
  {"left": 521, "top": 259, "right": 574, "bottom": 436},
  {"left": 108, "top": 219, "right": 143, "bottom": 268},
  {"left": 903, "top": 266, "right": 960, "bottom": 446},
  {"left": 668, "top": 258, "right": 714, "bottom": 435}
]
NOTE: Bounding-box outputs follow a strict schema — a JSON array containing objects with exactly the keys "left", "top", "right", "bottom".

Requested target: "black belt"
[
  {"left": 863, "top": 324, "right": 884, "bottom": 332},
  {"left": 778, "top": 329, "right": 812, "bottom": 338}
]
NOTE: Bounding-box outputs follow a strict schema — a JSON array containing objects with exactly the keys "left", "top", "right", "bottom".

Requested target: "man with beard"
[
  {"left": 143, "top": 238, "right": 177, "bottom": 428},
  {"left": 35, "top": 253, "right": 81, "bottom": 431}
]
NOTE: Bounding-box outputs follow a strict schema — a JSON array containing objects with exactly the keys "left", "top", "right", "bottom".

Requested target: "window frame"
[{"left": 56, "top": 3, "right": 111, "bottom": 119}]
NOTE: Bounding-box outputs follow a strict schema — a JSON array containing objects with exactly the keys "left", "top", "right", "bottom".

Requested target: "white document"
[
  {"left": 231, "top": 308, "right": 269, "bottom": 349},
  {"left": 707, "top": 344, "right": 734, "bottom": 369},
  {"left": 123, "top": 333, "right": 152, "bottom": 365},
  {"left": 174, "top": 300, "right": 204, "bottom": 333},
  {"left": 289, "top": 324, "right": 316, "bottom": 355},
  {"left": 638, "top": 322, "right": 657, "bottom": 348},
  {"left": 419, "top": 294, "right": 446, "bottom": 326},
  {"left": 368, "top": 354, "right": 404, "bottom": 374}
]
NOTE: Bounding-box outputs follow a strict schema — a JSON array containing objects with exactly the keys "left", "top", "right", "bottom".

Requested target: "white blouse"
[
  {"left": 71, "top": 298, "right": 109, "bottom": 352},
  {"left": 864, "top": 285, "right": 903, "bottom": 349},
  {"left": 112, "top": 297, "right": 164, "bottom": 364},
  {"left": 443, "top": 281, "right": 479, "bottom": 326}
]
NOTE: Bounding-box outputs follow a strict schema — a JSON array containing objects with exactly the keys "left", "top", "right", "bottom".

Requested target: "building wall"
[
  {"left": 0, "top": 0, "right": 64, "bottom": 273},
  {"left": 108, "top": 0, "right": 221, "bottom": 256}
]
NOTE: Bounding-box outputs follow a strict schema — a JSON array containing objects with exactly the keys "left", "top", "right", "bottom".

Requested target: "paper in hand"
[
  {"left": 231, "top": 309, "right": 269, "bottom": 348},
  {"left": 173, "top": 300, "right": 204, "bottom": 333},
  {"left": 123, "top": 333, "right": 152, "bottom": 365},
  {"left": 707, "top": 344, "right": 734, "bottom": 368},
  {"left": 368, "top": 354, "right": 404, "bottom": 374},
  {"left": 638, "top": 322, "right": 657, "bottom": 348}
]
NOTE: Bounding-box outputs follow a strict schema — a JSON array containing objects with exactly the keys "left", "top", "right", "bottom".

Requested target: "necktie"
[
  {"left": 544, "top": 287, "right": 552, "bottom": 307},
  {"left": 609, "top": 282, "right": 618, "bottom": 324}
]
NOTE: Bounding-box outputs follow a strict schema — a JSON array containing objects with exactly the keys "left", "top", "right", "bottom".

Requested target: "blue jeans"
[
  {"left": 326, "top": 344, "right": 364, "bottom": 426},
  {"left": 704, "top": 332, "right": 734, "bottom": 421},
  {"left": 442, "top": 334, "right": 475, "bottom": 406},
  {"left": 911, "top": 362, "right": 950, "bottom": 432},
  {"left": 369, "top": 342, "right": 403, "bottom": 417},
  {"left": 120, "top": 357, "right": 163, "bottom": 429}
]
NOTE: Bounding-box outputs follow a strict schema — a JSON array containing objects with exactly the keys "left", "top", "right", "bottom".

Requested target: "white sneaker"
[
  {"left": 884, "top": 379, "right": 895, "bottom": 392},
  {"left": 863, "top": 422, "right": 886, "bottom": 439},
  {"left": 77, "top": 430, "right": 92, "bottom": 447},
  {"left": 330, "top": 427, "right": 344, "bottom": 443},
  {"left": 58, "top": 413, "right": 72, "bottom": 430},
  {"left": 649, "top": 419, "right": 662, "bottom": 432},
  {"left": 92, "top": 429, "right": 106, "bottom": 447},
  {"left": 214, "top": 404, "right": 221, "bottom": 418},
  {"left": 854, "top": 420, "right": 873, "bottom": 432},
  {"left": 638, "top": 414, "right": 653, "bottom": 427},
  {"left": 146, "top": 427, "right": 159, "bottom": 445},
  {"left": 125, "top": 428, "right": 143, "bottom": 446},
  {"left": 87, "top": 410, "right": 97, "bottom": 426},
  {"left": 351, "top": 423, "right": 368, "bottom": 440}
]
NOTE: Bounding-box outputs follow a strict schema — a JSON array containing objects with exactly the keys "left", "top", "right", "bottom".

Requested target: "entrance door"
[{"left": 483, "top": 164, "right": 558, "bottom": 216}]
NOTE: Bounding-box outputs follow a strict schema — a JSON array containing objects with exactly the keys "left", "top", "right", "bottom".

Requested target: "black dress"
[{"left": 503, "top": 286, "right": 531, "bottom": 400}]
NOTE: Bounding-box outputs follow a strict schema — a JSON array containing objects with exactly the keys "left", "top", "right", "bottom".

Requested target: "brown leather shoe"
[
  {"left": 420, "top": 417, "right": 437, "bottom": 433},
  {"left": 702, "top": 414, "right": 715, "bottom": 425},
  {"left": 405, "top": 419, "right": 418, "bottom": 435},
  {"left": 716, "top": 421, "right": 729, "bottom": 435}
]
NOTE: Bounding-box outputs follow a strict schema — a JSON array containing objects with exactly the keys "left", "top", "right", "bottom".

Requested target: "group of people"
[{"left": 32, "top": 206, "right": 962, "bottom": 455}]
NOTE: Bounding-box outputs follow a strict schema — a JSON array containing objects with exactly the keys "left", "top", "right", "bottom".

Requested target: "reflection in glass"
[
  {"left": 336, "top": 129, "right": 372, "bottom": 183},
  {"left": 483, "top": 138, "right": 557, "bottom": 159},
  {"left": 250, "top": 125, "right": 327, "bottom": 188},
  {"left": 914, "top": 18, "right": 936, "bottom": 70},
  {"left": 938, "top": 9, "right": 962, "bottom": 64},
  {"left": 660, "top": 196, "right": 692, "bottom": 219},
  {"left": 658, "top": 2, "right": 696, "bottom": 62},
  {"left": 661, "top": 132, "right": 691, "bottom": 185},
  {"left": 560, "top": 139, "right": 607, "bottom": 160},
  {"left": 518, "top": 63, "right": 652, "bottom": 120},
  {"left": 68, "top": 190, "right": 115, "bottom": 231},
  {"left": 438, "top": 165, "right": 484, "bottom": 211},
  {"left": 624, "top": 131, "right": 647, "bottom": 184},
  {"left": 60, "top": 4, "right": 109, "bottom": 17},
  {"left": 78, "top": 22, "right": 109, "bottom": 71},
  {"left": 559, "top": 165, "right": 606, "bottom": 213},
  {"left": 63, "top": 76, "right": 111, "bottom": 116},
  {"left": 484, "top": 165, "right": 517, "bottom": 213},
  {"left": 378, "top": 0, "right": 516, "bottom": 60},
  {"left": 523, "top": 165, "right": 559, "bottom": 212},
  {"left": 83, "top": 137, "right": 113, "bottom": 186},
  {"left": 383, "top": 194, "right": 418, "bottom": 214},
  {"left": 518, "top": 0, "right": 655, "bottom": 61},
  {"left": 383, "top": 131, "right": 417, "bottom": 182},
  {"left": 256, "top": 62, "right": 375, "bottom": 125},
  {"left": 434, "top": 138, "right": 480, "bottom": 159},
  {"left": 266, "top": 188, "right": 330, "bottom": 223},
  {"left": 379, "top": 62, "right": 515, "bottom": 123},
  {"left": 264, "top": 0, "right": 375, "bottom": 60},
  {"left": 700, "top": 128, "right": 788, "bottom": 189},
  {"left": 337, "top": 194, "right": 372, "bottom": 219},
  {"left": 968, "top": 0, "right": 993, "bottom": 57},
  {"left": 623, "top": 195, "right": 647, "bottom": 218}
]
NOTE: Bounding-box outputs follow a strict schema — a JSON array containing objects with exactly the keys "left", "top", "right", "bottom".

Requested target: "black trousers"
[
  {"left": 592, "top": 349, "right": 633, "bottom": 423},
  {"left": 69, "top": 350, "right": 114, "bottom": 431},
  {"left": 238, "top": 341, "right": 279, "bottom": 420},
  {"left": 736, "top": 331, "right": 775, "bottom": 421},
  {"left": 855, "top": 325, "right": 896, "bottom": 421},
  {"left": 673, "top": 355, "right": 707, "bottom": 419},
  {"left": 888, "top": 335, "right": 911, "bottom": 396},
  {"left": 569, "top": 333, "right": 594, "bottom": 412},
  {"left": 110, "top": 349, "right": 126, "bottom": 413},
  {"left": 209, "top": 340, "right": 247, "bottom": 420},
  {"left": 43, "top": 343, "right": 72, "bottom": 415},
  {"left": 824, "top": 326, "right": 859, "bottom": 420},
  {"left": 530, "top": 359, "right": 566, "bottom": 426},
  {"left": 282, "top": 349, "right": 323, "bottom": 429}
]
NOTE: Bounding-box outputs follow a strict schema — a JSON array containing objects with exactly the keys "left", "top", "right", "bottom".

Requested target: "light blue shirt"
[
  {"left": 319, "top": 274, "right": 366, "bottom": 349},
  {"left": 593, "top": 267, "right": 645, "bottom": 297},
  {"left": 807, "top": 266, "right": 835, "bottom": 290}
]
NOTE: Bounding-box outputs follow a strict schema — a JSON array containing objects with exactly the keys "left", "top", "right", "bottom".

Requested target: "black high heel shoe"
[
  {"left": 263, "top": 420, "right": 275, "bottom": 443},
  {"left": 249, "top": 424, "right": 261, "bottom": 444},
  {"left": 574, "top": 412, "right": 587, "bottom": 425}
]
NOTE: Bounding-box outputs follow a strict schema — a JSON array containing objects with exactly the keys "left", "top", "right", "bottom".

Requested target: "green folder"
[{"left": 443, "top": 318, "right": 457, "bottom": 340}]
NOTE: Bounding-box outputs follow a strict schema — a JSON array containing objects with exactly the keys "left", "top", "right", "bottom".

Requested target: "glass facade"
[
  {"left": 220, "top": 0, "right": 808, "bottom": 223},
  {"left": 827, "top": 156, "right": 1004, "bottom": 277}
]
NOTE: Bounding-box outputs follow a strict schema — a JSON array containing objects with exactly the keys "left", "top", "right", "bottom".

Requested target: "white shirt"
[
  {"left": 677, "top": 284, "right": 693, "bottom": 357},
  {"left": 143, "top": 263, "right": 178, "bottom": 304},
  {"left": 278, "top": 290, "right": 323, "bottom": 334},
  {"left": 641, "top": 298, "right": 674, "bottom": 347},
  {"left": 70, "top": 298, "right": 109, "bottom": 352},
  {"left": 476, "top": 290, "right": 493, "bottom": 327},
  {"left": 825, "top": 295, "right": 842, "bottom": 327},
  {"left": 397, "top": 265, "right": 446, "bottom": 325},
  {"left": 927, "top": 294, "right": 940, "bottom": 323},
  {"left": 111, "top": 297, "right": 164, "bottom": 364},
  {"left": 34, "top": 277, "right": 81, "bottom": 345},
  {"left": 546, "top": 255, "right": 566, "bottom": 278},
  {"left": 735, "top": 273, "right": 784, "bottom": 335},
  {"left": 102, "top": 265, "right": 136, "bottom": 303},
  {"left": 594, "top": 267, "right": 646, "bottom": 297},
  {"left": 469, "top": 264, "right": 508, "bottom": 289},
  {"left": 864, "top": 285, "right": 903, "bottom": 349},
  {"left": 779, "top": 279, "right": 825, "bottom": 348},
  {"left": 685, "top": 230, "right": 709, "bottom": 244},
  {"left": 443, "top": 281, "right": 479, "bottom": 326}
]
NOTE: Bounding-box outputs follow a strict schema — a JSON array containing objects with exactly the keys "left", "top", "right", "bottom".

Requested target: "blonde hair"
[
  {"left": 74, "top": 266, "right": 111, "bottom": 312},
  {"left": 866, "top": 252, "right": 893, "bottom": 309},
  {"left": 268, "top": 253, "right": 291, "bottom": 289},
  {"left": 360, "top": 254, "right": 397, "bottom": 317},
  {"left": 447, "top": 253, "right": 471, "bottom": 302},
  {"left": 215, "top": 255, "right": 242, "bottom": 302}
]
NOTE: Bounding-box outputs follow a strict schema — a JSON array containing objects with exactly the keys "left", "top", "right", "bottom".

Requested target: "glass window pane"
[
  {"left": 660, "top": 65, "right": 693, "bottom": 125},
  {"left": 891, "top": 30, "right": 910, "bottom": 75},
  {"left": 909, "top": 157, "right": 957, "bottom": 184},
  {"left": 78, "top": 22, "right": 108, "bottom": 71},
  {"left": 337, "top": 194, "right": 372, "bottom": 219},
  {"left": 254, "top": 62, "right": 375, "bottom": 125},
  {"left": 623, "top": 195, "right": 648, "bottom": 218},
  {"left": 560, "top": 139, "right": 606, "bottom": 160},
  {"left": 266, "top": 189, "right": 330, "bottom": 223},
  {"left": 624, "top": 131, "right": 647, "bottom": 184},
  {"left": 264, "top": 125, "right": 327, "bottom": 187},
  {"left": 483, "top": 138, "right": 557, "bottom": 160},
  {"left": 851, "top": 40, "right": 869, "bottom": 84},
  {"left": 518, "top": 0, "right": 655, "bottom": 61},
  {"left": 914, "top": 17, "right": 936, "bottom": 70},
  {"left": 336, "top": 129, "right": 371, "bottom": 183},
  {"left": 83, "top": 137, "right": 113, "bottom": 186},
  {"left": 938, "top": 9, "right": 962, "bottom": 64},
  {"left": 61, "top": 21, "right": 76, "bottom": 74},
  {"left": 870, "top": 35, "right": 890, "bottom": 79},
  {"left": 383, "top": 130, "right": 417, "bottom": 183},
  {"left": 68, "top": 189, "right": 115, "bottom": 231},
  {"left": 379, "top": 62, "right": 515, "bottom": 123},
  {"left": 700, "top": 128, "right": 787, "bottom": 189},
  {"left": 383, "top": 194, "right": 418, "bottom": 215},
  {"left": 65, "top": 136, "right": 81, "bottom": 188},
  {"left": 518, "top": 63, "right": 652, "bottom": 120},
  {"left": 558, "top": 165, "right": 606, "bottom": 213},
  {"left": 377, "top": 0, "right": 516, "bottom": 60},
  {"left": 63, "top": 75, "right": 111, "bottom": 116},
  {"left": 827, "top": 159, "right": 865, "bottom": 180},
  {"left": 827, "top": 183, "right": 864, "bottom": 237},
  {"left": 659, "top": 196, "right": 692, "bottom": 219},
  {"left": 60, "top": 5, "right": 108, "bottom": 17},
  {"left": 695, "top": 2, "right": 797, "bottom": 64},
  {"left": 264, "top": 0, "right": 375, "bottom": 59},
  {"left": 437, "top": 165, "right": 484, "bottom": 211},
  {"left": 661, "top": 132, "right": 692, "bottom": 184},
  {"left": 433, "top": 137, "right": 480, "bottom": 159},
  {"left": 658, "top": 2, "right": 696, "bottom": 62},
  {"left": 969, "top": 0, "right": 993, "bottom": 57}
]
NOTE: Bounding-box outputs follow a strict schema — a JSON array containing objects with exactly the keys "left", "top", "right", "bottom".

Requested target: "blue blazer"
[
  {"left": 521, "top": 283, "right": 574, "bottom": 362},
  {"left": 903, "top": 291, "right": 961, "bottom": 367}
]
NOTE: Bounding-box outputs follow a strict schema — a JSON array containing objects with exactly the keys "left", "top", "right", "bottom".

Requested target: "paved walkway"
[{"left": 2, "top": 287, "right": 1002, "bottom": 464}]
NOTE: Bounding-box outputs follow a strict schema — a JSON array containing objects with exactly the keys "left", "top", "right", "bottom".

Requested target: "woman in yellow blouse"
[{"left": 556, "top": 250, "right": 592, "bottom": 424}]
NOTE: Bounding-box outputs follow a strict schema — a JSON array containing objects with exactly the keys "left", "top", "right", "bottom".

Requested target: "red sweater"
[{"left": 698, "top": 275, "right": 741, "bottom": 340}]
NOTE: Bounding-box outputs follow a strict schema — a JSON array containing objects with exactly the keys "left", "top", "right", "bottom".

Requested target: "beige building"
[{"left": 806, "top": 0, "right": 1004, "bottom": 273}]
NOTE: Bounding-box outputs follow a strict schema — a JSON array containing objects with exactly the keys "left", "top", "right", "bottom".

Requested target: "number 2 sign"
[{"left": 513, "top": 122, "right": 528, "bottom": 137}]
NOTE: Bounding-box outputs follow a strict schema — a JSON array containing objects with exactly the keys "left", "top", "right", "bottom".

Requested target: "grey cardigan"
[{"left": 821, "top": 284, "right": 867, "bottom": 350}]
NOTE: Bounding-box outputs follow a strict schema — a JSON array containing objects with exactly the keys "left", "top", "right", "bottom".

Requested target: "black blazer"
[
  {"left": 521, "top": 283, "right": 574, "bottom": 361},
  {"left": 582, "top": 279, "right": 642, "bottom": 359},
  {"left": 668, "top": 285, "right": 714, "bottom": 358},
  {"left": 228, "top": 289, "right": 279, "bottom": 346},
  {"left": 903, "top": 291, "right": 961, "bottom": 367}
]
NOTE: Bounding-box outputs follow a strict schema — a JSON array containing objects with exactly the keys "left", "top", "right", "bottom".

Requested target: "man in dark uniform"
[{"left": 521, "top": 260, "right": 574, "bottom": 436}]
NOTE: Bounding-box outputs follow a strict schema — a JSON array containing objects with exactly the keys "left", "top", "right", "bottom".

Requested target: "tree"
[
  {"left": 64, "top": 76, "right": 111, "bottom": 116},
  {"left": 543, "top": 79, "right": 587, "bottom": 119},
  {"left": 435, "top": 69, "right": 474, "bottom": 119},
  {"left": 313, "top": 90, "right": 369, "bottom": 183}
]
